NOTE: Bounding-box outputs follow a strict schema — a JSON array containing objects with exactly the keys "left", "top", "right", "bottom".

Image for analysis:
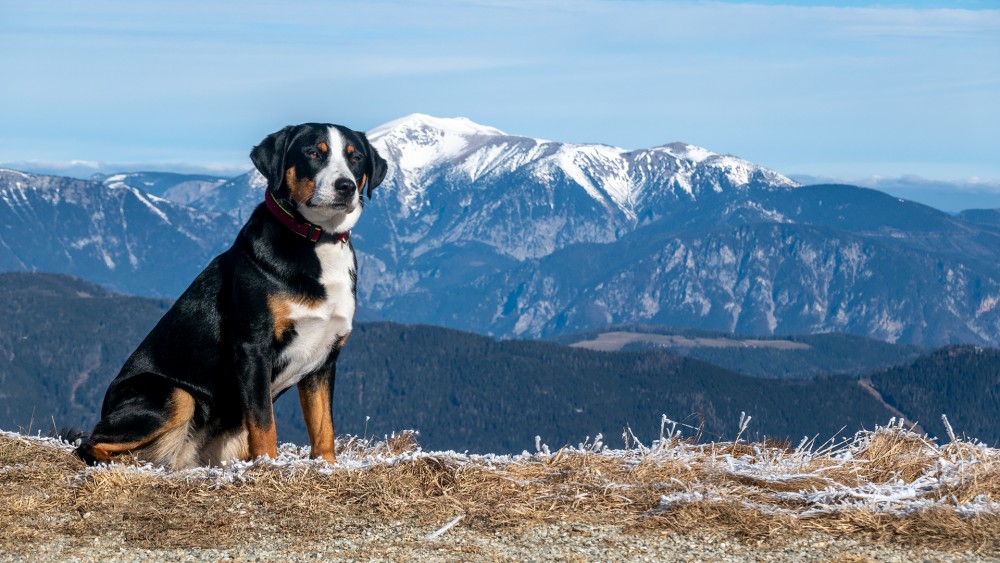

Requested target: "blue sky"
[{"left": 1, "top": 0, "right": 998, "bottom": 190}]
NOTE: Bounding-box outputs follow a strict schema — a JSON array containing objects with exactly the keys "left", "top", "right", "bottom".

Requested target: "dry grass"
[{"left": 0, "top": 420, "right": 997, "bottom": 556}]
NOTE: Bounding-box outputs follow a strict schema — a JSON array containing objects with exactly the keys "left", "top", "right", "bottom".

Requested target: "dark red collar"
[{"left": 264, "top": 190, "right": 350, "bottom": 244}]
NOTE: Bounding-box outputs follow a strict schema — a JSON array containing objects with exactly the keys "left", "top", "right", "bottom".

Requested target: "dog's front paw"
[{"left": 308, "top": 449, "right": 336, "bottom": 463}]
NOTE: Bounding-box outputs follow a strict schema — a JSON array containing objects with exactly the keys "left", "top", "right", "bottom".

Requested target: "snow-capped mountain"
[
  {"left": 363, "top": 113, "right": 798, "bottom": 262},
  {"left": 97, "top": 172, "right": 230, "bottom": 206},
  {"left": 0, "top": 169, "right": 237, "bottom": 296},
  {"left": 348, "top": 115, "right": 1000, "bottom": 345},
  {"left": 4, "top": 115, "right": 1000, "bottom": 346}
]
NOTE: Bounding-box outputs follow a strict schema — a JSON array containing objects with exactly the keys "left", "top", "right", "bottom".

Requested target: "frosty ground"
[{"left": 1, "top": 418, "right": 997, "bottom": 561}]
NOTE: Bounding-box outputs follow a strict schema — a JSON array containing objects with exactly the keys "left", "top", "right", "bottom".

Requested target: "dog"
[{"left": 75, "top": 123, "right": 387, "bottom": 469}]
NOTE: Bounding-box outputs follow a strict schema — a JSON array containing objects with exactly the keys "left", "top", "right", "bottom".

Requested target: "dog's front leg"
[
  {"left": 236, "top": 343, "right": 279, "bottom": 460},
  {"left": 297, "top": 368, "right": 336, "bottom": 462}
]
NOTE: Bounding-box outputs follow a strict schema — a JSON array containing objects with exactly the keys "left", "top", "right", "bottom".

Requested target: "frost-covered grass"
[{"left": 1, "top": 417, "right": 997, "bottom": 554}]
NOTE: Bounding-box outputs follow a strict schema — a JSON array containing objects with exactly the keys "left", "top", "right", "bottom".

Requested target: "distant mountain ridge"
[
  {"left": 0, "top": 169, "right": 237, "bottom": 296},
  {"left": 3, "top": 115, "right": 1000, "bottom": 345},
  {"left": 97, "top": 172, "right": 229, "bottom": 206},
  {"left": 364, "top": 113, "right": 798, "bottom": 262}
]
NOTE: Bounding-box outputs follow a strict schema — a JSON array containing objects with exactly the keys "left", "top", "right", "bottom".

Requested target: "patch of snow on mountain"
[
  {"left": 552, "top": 146, "right": 611, "bottom": 207},
  {"left": 710, "top": 156, "right": 754, "bottom": 186},
  {"left": 129, "top": 188, "right": 171, "bottom": 225},
  {"left": 977, "top": 295, "right": 999, "bottom": 316},
  {"left": 457, "top": 142, "right": 525, "bottom": 182},
  {"left": 873, "top": 310, "right": 905, "bottom": 343},
  {"left": 369, "top": 113, "right": 505, "bottom": 140},
  {"left": 369, "top": 114, "right": 505, "bottom": 179},
  {"left": 669, "top": 172, "right": 695, "bottom": 196},
  {"left": 660, "top": 142, "right": 714, "bottom": 164},
  {"left": 100, "top": 248, "right": 116, "bottom": 270},
  {"left": 576, "top": 145, "right": 637, "bottom": 219},
  {"left": 397, "top": 128, "right": 465, "bottom": 177},
  {"left": 103, "top": 178, "right": 173, "bottom": 226},
  {"left": 368, "top": 115, "right": 506, "bottom": 215},
  {"left": 247, "top": 170, "right": 266, "bottom": 190}
]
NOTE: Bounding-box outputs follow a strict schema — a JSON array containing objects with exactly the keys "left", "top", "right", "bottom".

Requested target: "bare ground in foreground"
[{"left": 1, "top": 421, "right": 997, "bottom": 561}]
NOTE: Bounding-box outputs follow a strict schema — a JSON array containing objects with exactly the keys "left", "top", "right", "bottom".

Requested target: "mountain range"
[{"left": 3, "top": 114, "right": 1000, "bottom": 346}]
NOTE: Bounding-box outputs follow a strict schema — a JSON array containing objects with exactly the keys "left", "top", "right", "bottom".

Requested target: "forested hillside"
[
  {"left": 870, "top": 346, "right": 1000, "bottom": 444},
  {"left": 0, "top": 273, "right": 169, "bottom": 431},
  {"left": 1, "top": 273, "right": 995, "bottom": 452},
  {"left": 311, "top": 322, "right": 896, "bottom": 451}
]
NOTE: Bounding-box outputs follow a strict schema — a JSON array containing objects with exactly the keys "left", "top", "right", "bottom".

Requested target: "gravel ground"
[{"left": 5, "top": 522, "right": 997, "bottom": 562}]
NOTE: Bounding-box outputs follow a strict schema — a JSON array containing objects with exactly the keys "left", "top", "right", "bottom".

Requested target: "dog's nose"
[{"left": 334, "top": 178, "right": 355, "bottom": 198}]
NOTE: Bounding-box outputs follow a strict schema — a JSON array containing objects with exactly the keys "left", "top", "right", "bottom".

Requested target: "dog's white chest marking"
[{"left": 271, "top": 241, "right": 355, "bottom": 397}]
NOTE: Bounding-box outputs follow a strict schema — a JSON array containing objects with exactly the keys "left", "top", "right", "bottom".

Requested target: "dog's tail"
[
  {"left": 49, "top": 426, "right": 90, "bottom": 445},
  {"left": 50, "top": 426, "right": 87, "bottom": 445},
  {"left": 53, "top": 427, "right": 104, "bottom": 465},
  {"left": 45, "top": 427, "right": 95, "bottom": 464}
]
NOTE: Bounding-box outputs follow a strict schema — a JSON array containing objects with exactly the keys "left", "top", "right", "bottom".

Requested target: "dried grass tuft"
[{"left": 0, "top": 420, "right": 997, "bottom": 554}]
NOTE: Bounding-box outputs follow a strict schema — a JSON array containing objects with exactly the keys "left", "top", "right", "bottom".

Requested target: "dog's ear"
[
  {"left": 250, "top": 125, "right": 296, "bottom": 189},
  {"left": 359, "top": 133, "right": 388, "bottom": 200}
]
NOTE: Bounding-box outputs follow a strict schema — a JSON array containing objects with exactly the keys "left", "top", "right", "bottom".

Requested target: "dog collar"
[{"left": 264, "top": 190, "right": 350, "bottom": 244}]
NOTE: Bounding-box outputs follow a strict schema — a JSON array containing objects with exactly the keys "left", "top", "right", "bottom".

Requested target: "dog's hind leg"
[{"left": 76, "top": 386, "right": 196, "bottom": 468}]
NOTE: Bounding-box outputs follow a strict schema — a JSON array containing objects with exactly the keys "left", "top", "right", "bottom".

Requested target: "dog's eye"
[
  {"left": 351, "top": 153, "right": 362, "bottom": 163},
  {"left": 306, "top": 149, "right": 320, "bottom": 159}
]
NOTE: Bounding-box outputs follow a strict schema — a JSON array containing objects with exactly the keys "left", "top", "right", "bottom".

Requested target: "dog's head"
[{"left": 251, "top": 123, "right": 387, "bottom": 232}]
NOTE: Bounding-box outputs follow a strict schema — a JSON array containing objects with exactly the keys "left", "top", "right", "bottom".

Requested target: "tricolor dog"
[{"left": 75, "top": 123, "right": 387, "bottom": 469}]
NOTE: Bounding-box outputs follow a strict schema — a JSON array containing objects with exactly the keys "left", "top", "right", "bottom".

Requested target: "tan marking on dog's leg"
[
  {"left": 246, "top": 406, "right": 279, "bottom": 460},
  {"left": 298, "top": 379, "right": 336, "bottom": 462},
  {"left": 89, "top": 388, "right": 196, "bottom": 466},
  {"left": 142, "top": 389, "right": 198, "bottom": 468},
  {"left": 285, "top": 166, "right": 316, "bottom": 205}
]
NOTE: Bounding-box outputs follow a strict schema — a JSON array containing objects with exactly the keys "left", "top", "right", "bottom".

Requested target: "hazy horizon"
[{"left": 2, "top": 1, "right": 998, "bottom": 207}]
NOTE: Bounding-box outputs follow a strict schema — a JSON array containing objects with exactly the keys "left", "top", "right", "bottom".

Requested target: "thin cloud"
[{"left": 0, "top": 0, "right": 997, "bottom": 181}]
